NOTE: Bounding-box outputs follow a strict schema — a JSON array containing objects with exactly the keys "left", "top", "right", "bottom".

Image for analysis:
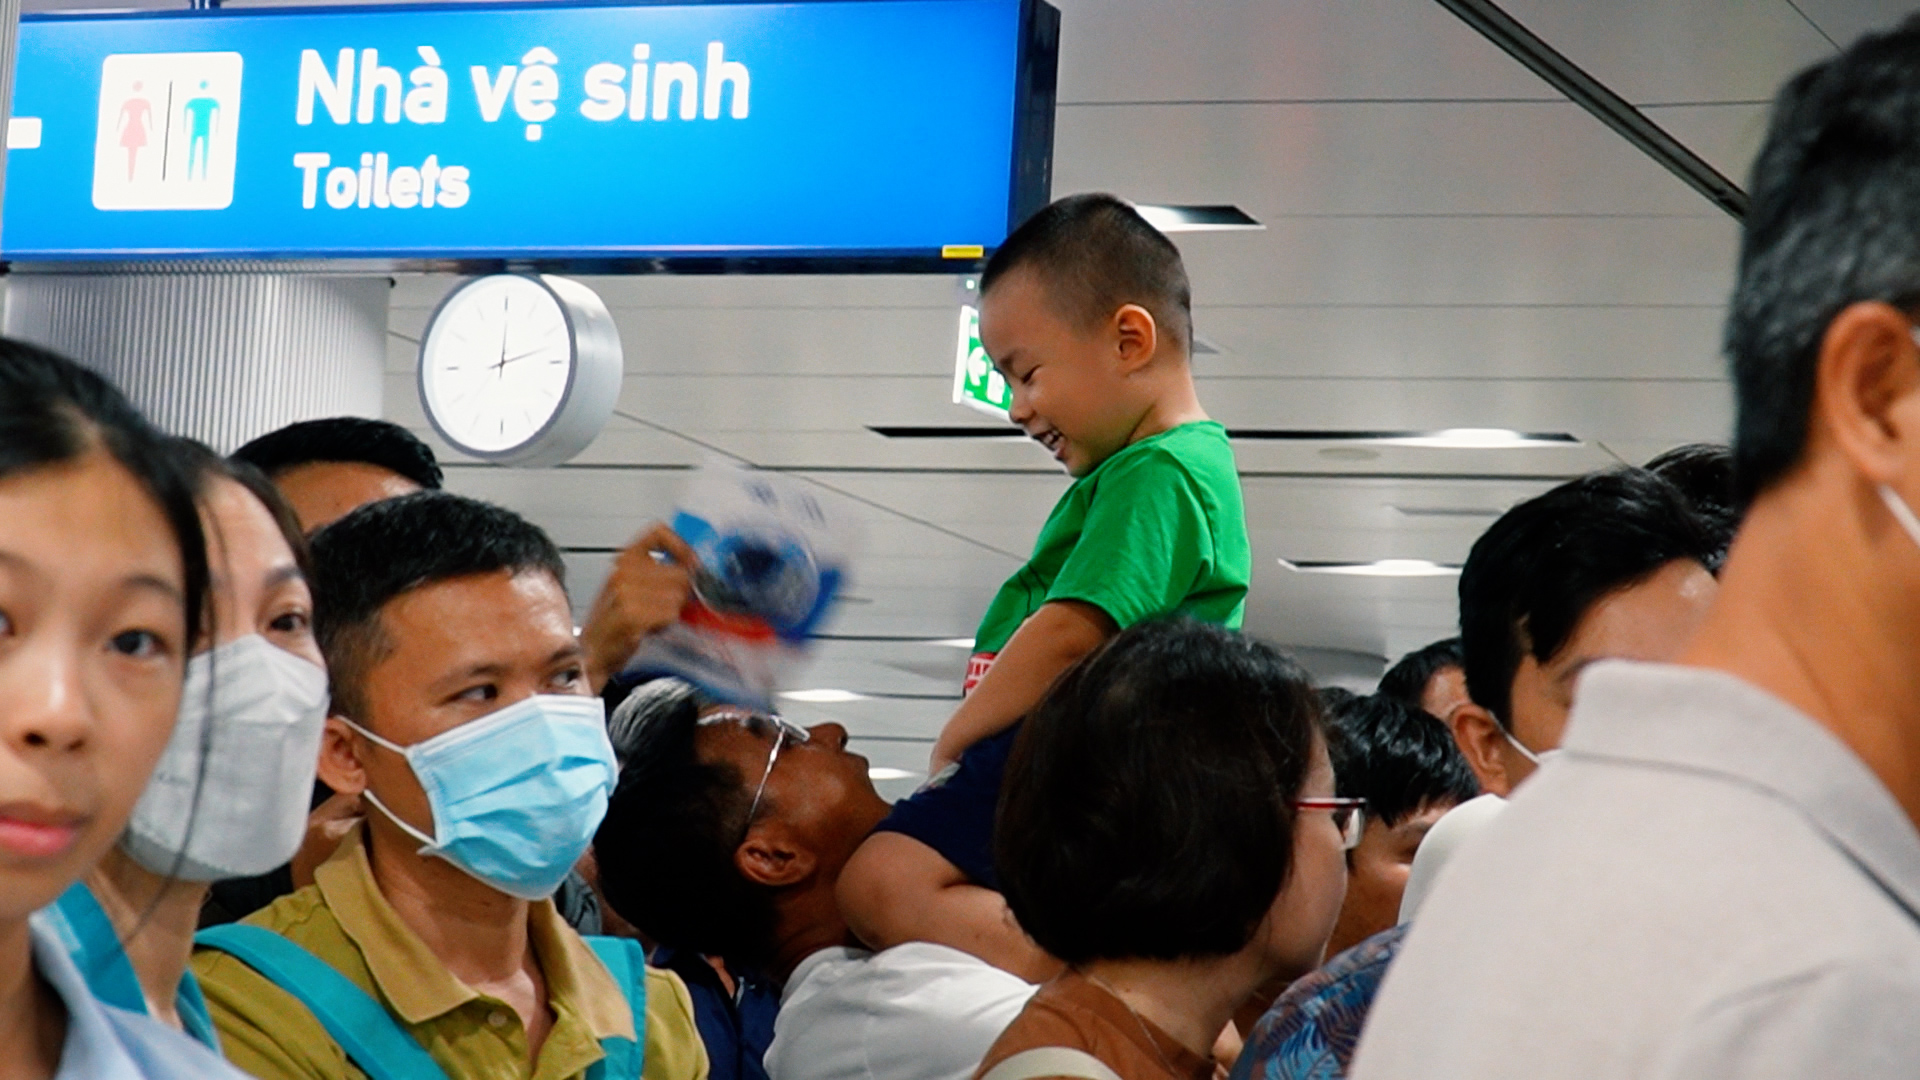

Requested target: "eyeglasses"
[
  {"left": 1293, "top": 797, "right": 1368, "bottom": 850},
  {"left": 700, "top": 708, "right": 812, "bottom": 841}
]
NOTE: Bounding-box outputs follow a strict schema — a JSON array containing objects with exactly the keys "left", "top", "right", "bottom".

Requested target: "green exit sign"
[{"left": 951, "top": 304, "right": 1011, "bottom": 417}]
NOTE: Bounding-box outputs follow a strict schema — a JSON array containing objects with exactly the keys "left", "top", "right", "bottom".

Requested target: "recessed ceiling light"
[
  {"left": 927, "top": 638, "right": 977, "bottom": 649},
  {"left": 1133, "top": 204, "right": 1265, "bottom": 233},
  {"left": 1228, "top": 429, "right": 1580, "bottom": 448},
  {"left": 779, "top": 689, "right": 870, "bottom": 703},
  {"left": 1377, "top": 428, "right": 1580, "bottom": 450},
  {"left": 1389, "top": 505, "right": 1505, "bottom": 519},
  {"left": 868, "top": 767, "right": 920, "bottom": 781},
  {"left": 1278, "top": 558, "right": 1462, "bottom": 577}
]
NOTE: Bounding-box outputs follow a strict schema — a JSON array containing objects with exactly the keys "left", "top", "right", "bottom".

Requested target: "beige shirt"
[
  {"left": 193, "top": 825, "right": 708, "bottom": 1080},
  {"left": 1355, "top": 661, "right": 1920, "bottom": 1080}
]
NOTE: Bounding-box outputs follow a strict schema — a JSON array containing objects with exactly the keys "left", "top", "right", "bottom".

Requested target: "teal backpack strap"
[
  {"left": 584, "top": 936, "right": 647, "bottom": 1080},
  {"left": 195, "top": 924, "right": 451, "bottom": 1080}
]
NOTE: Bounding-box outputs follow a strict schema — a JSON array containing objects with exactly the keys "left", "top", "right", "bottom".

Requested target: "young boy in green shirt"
[{"left": 836, "top": 193, "right": 1251, "bottom": 978}]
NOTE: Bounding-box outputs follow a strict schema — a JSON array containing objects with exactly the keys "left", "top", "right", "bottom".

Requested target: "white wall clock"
[{"left": 418, "top": 273, "right": 623, "bottom": 467}]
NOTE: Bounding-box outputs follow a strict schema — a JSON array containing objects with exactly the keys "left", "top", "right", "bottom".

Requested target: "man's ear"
[
  {"left": 1112, "top": 303, "right": 1159, "bottom": 374},
  {"left": 1814, "top": 300, "right": 1920, "bottom": 487},
  {"left": 735, "top": 823, "right": 818, "bottom": 889},
  {"left": 316, "top": 715, "right": 369, "bottom": 796},
  {"left": 1447, "top": 702, "right": 1513, "bottom": 798}
]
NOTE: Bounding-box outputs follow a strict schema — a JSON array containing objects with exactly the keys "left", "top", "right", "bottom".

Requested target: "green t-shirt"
[{"left": 973, "top": 420, "right": 1250, "bottom": 657}]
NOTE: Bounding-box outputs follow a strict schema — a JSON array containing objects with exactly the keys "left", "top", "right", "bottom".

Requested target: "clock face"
[{"left": 419, "top": 275, "right": 576, "bottom": 456}]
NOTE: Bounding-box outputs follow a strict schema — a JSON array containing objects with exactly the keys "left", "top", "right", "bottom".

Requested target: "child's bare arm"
[
  {"left": 836, "top": 831, "right": 1064, "bottom": 983},
  {"left": 930, "top": 600, "right": 1116, "bottom": 773}
]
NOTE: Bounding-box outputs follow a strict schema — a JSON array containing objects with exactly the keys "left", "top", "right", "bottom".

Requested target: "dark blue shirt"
[
  {"left": 651, "top": 946, "right": 778, "bottom": 1080},
  {"left": 870, "top": 725, "right": 1020, "bottom": 890}
]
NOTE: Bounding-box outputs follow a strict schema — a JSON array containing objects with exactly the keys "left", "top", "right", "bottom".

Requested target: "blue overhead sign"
[{"left": 4, "top": 0, "right": 1057, "bottom": 268}]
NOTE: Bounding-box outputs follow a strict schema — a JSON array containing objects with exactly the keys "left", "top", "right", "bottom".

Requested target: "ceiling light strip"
[
  {"left": 1279, "top": 558, "right": 1463, "bottom": 577},
  {"left": 868, "top": 425, "right": 1578, "bottom": 444},
  {"left": 1432, "top": 0, "right": 1748, "bottom": 220}
]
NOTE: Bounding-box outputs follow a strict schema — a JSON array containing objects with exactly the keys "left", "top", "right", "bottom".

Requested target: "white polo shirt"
[
  {"left": 1353, "top": 661, "right": 1920, "bottom": 1079},
  {"left": 766, "top": 942, "right": 1036, "bottom": 1080}
]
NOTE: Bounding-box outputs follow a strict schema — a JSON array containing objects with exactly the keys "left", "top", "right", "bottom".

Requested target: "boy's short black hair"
[
  {"left": 309, "top": 491, "right": 566, "bottom": 721},
  {"left": 1459, "top": 468, "right": 1718, "bottom": 727},
  {"left": 1644, "top": 443, "right": 1739, "bottom": 567},
  {"left": 996, "top": 619, "right": 1321, "bottom": 965},
  {"left": 1725, "top": 16, "right": 1920, "bottom": 504},
  {"left": 1322, "top": 693, "right": 1479, "bottom": 829},
  {"left": 1376, "top": 637, "right": 1464, "bottom": 712},
  {"left": 982, "top": 192, "right": 1193, "bottom": 353},
  {"left": 594, "top": 686, "right": 775, "bottom": 967},
  {"left": 232, "top": 416, "right": 444, "bottom": 490}
]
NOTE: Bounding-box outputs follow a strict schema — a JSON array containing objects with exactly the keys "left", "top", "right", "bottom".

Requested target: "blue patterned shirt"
[{"left": 1231, "top": 926, "right": 1408, "bottom": 1080}]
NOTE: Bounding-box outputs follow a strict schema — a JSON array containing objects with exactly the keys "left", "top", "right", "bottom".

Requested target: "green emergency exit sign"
[{"left": 952, "top": 304, "right": 1012, "bottom": 417}]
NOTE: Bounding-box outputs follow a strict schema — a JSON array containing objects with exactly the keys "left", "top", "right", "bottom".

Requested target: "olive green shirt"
[{"left": 192, "top": 825, "right": 708, "bottom": 1080}]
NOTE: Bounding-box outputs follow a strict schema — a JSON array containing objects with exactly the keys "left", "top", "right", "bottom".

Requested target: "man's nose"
[{"left": 806, "top": 722, "right": 849, "bottom": 751}]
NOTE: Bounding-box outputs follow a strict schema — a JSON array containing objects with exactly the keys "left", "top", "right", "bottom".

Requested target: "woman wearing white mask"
[
  {"left": 0, "top": 341, "right": 252, "bottom": 1079},
  {"left": 37, "top": 439, "right": 329, "bottom": 1048}
]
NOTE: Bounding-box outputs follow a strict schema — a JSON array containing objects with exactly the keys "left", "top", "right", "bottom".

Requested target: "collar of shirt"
[
  {"left": 314, "top": 824, "right": 634, "bottom": 1041},
  {"left": 1565, "top": 660, "right": 1920, "bottom": 923},
  {"left": 779, "top": 946, "right": 867, "bottom": 1007},
  {"left": 29, "top": 917, "right": 246, "bottom": 1080}
]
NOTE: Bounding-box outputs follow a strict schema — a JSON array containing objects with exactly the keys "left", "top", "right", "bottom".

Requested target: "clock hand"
[
  {"left": 497, "top": 346, "right": 552, "bottom": 367},
  {"left": 495, "top": 295, "right": 511, "bottom": 376}
]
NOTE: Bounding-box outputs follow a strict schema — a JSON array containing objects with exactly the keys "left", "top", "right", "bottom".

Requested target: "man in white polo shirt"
[{"left": 1355, "top": 17, "right": 1920, "bottom": 1079}]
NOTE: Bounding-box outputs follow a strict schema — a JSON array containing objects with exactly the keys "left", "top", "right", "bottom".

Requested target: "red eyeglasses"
[{"left": 1293, "top": 797, "right": 1368, "bottom": 850}]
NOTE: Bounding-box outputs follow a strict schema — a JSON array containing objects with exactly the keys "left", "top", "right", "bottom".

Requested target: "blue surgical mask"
[{"left": 342, "top": 694, "right": 616, "bottom": 901}]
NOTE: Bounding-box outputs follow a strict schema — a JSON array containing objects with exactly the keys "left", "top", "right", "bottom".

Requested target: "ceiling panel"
[
  {"left": 1493, "top": 0, "right": 1833, "bottom": 104},
  {"left": 1790, "top": 2, "right": 1919, "bottom": 49},
  {"left": 1055, "top": 100, "right": 1713, "bottom": 216},
  {"left": 1047, "top": 0, "right": 1554, "bottom": 102}
]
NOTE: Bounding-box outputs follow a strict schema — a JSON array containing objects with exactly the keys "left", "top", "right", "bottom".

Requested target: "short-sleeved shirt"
[
  {"left": 1231, "top": 927, "right": 1408, "bottom": 1080},
  {"left": 26, "top": 914, "right": 254, "bottom": 1080},
  {"left": 972, "top": 420, "right": 1248, "bottom": 659},
  {"left": 975, "top": 971, "right": 1211, "bottom": 1080},
  {"left": 39, "top": 881, "right": 219, "bottom": 1048},
  {"left": 767, "top": 942, "right": 1036, "bottom": 1080},
  {"left": 191, "top": 824, "right": 709, "bottom": 1080},
  {"left": 1353, "top": 662, "right": 1920, "bottom": 1080},
  {"left": 878, "top": 423, "right": 1249, "bottom": 883},
  {"left": 651, "top": 946, "right": 778, "bottom": 1080}
]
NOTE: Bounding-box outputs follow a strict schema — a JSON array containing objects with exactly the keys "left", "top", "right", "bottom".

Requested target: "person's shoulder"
[
  {"left": 99, "top": 1001, "right": 258, "bottom": 1080},
  {"left": 976, "top": 988, "right": 1102, "bottom": 1077},
  {"left": 241, "top": 881, "right": 337, "bottom": 940},
  {"left": 190, "top": 888, "right": 356, "bottom": 1080},
  {"left": 1654, "top": 955, "right": 1920, "bottom": 1077},
  {"left": 641, "top": 963, "right": 711, "bottom": 1080}
]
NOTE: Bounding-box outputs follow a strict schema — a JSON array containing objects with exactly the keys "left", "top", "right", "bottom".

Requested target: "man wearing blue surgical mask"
[{"left": 191, "top": 491, "right": 709, "bottom": 1080}]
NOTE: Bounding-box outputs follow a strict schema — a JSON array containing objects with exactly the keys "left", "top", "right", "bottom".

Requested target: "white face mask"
[
  {"left": 1881, "top": 484, "right": 1920, "bottom": 552},
  {"left": 121, "top": 634, "right": 330, "bottom": 882},
  {"left": 1503, "top": 724, "right": 1561, "bottom": 769}
]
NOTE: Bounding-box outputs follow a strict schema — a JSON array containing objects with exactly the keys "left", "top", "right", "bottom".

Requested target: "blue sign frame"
[{"left": 5, "top": 0, "right": 1057, "bottom": 272}]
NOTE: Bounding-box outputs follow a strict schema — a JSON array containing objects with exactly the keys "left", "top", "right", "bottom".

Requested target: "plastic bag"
[{"left": 621, "top": 459, "right": 852, "bottom": 710}]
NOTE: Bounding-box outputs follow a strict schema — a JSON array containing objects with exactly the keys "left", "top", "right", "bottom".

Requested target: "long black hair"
[{"left": 0, "top": 339, "right": 208, "bottom": 645}]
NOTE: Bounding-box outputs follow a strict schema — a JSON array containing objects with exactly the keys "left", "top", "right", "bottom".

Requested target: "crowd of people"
[{"left": 9, "top": 18, "right": 1920, "bottom": 1080}]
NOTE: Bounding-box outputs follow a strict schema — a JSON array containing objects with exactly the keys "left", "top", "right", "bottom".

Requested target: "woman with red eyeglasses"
[{"left": 976, "top": 619, "right": 1355, "bottom": 1080}]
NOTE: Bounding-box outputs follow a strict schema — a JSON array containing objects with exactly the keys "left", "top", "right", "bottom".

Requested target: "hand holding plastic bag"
[{"left": 621, "top": 460, "right": 853, "bottom": 709}]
